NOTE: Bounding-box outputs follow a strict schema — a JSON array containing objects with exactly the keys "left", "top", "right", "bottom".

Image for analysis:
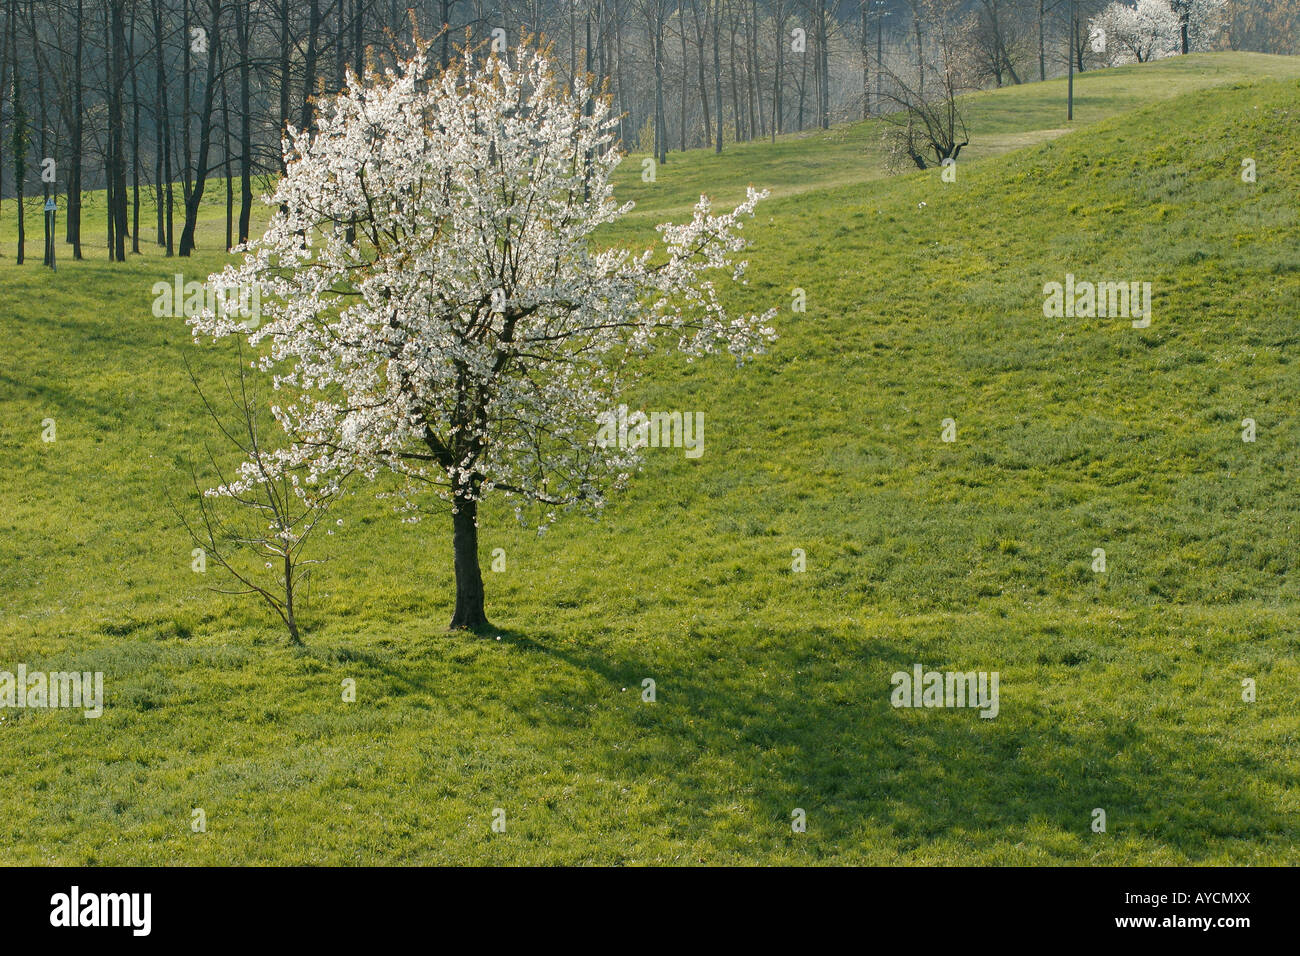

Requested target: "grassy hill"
[{"left": 2, "top": 53, "right": 1298, "bottom": 864}]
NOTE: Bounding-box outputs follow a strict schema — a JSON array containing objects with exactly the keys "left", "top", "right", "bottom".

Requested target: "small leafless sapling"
[{"left": 173, "top": 341, "right": 346, "bottom": 644}]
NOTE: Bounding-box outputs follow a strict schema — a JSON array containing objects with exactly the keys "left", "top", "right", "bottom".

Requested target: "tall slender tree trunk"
[
  {"left": 615, "top": 8, "right": 627, "bottom": 145},
  {"left": 653, "top": 9, "right": 665, "bottom": 165},
  {"left": 819, "top": 0, "right": 829, "bottom": 129},
  {"left": 111, "top": 0, "right": 127, "bottom": 262},
  {"left": 916, "top": 8, "right": 924, "bottom": 92},
  {"left": 772, "top": 2, "right": 784, "bottom": 138},
  {"left": 181, "top": 0, "right": 192, "bottom": 211},
  {"left": 278, "top": 0, "right": 290, "bottom": 163},
  {"left": 596, "top": 0, "right": 605, "bottom": 104},
  {"left": 440, "top": 0, "right": 451, "bottom": 68},
  {"left": 797, "top": 26, "right": 806, "bottom": 130},
  {"left": 860, "top": 1, "right": 869, "bottom": 117},
  {"left": 812, "top": 4, "right": 821, "bottom": 128},
  {"left": 9, "top": 0, "right": 23, "bottom": 264},
  {"left": 129, "top": 2, "right": 140, "bottom": 254},
  {"left": 152, "top": 0, "right": 173, "bottom": 254},
  {"left": 236, "top": 0, "right": 252, "bottom": 244},
  {"left": 301, "top": 0, "right": 320, "bottom": 133},
  {"left": 679, "top": 9, "right": 687, "bottom": 150},
  {"left": 71, "top": 0, "right": 84, "bottom": 257},
  {"left": 104, "top": 1, "right": 115, "bottom": 257},
  {"left": 727, "top": 3, "right": 743, "bottom": 141},
  {"left": 1038, "top": 0, "right": 1046, "bottom": 81},
  {"left": 333, "top": 0, "right": 345, "bottom": 90},
  {"left": 0, "top": 0, "right": 7, "bottom": 263},
  {"left": 747, "top": 0, "right": 763, "bottom": 138},
  {"left": 691, "top": 0, "right": 711, "bottom": 148},
  {"left": 221, "top": 38, "right": 232, "bottom": 251},
  {"left": 178, "top": 0, "right": 220, "bottom": 256},
  {"left": 712, "top": 0, "right": 722, "bottom": 152},
  {"left": 352, "top": 0, "right": 363, "bottom": 77},
  {"left": 31, "top": 2, "right": 51, "bottom": 267},
  {"left": 155, "top": 130, "right": 163, "bottom": 244}
]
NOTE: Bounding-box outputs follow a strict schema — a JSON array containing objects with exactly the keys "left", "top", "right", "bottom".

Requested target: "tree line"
[{"left": 0, "top": 0, "right": 1295, "bottom": 263}]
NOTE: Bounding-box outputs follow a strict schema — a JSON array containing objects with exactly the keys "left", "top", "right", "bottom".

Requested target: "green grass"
[{"left": 2, "top": 53, "right": 1299, "bottom": 864}]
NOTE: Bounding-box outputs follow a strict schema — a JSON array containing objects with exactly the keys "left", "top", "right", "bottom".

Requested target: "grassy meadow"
[{"left": 1, "top": 52, "right": 1298, "bottom": 864}]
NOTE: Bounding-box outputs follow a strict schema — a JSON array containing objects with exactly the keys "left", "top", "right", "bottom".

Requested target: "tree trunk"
[
  {"left": 181, "top": 0, "right": 192, "bottom": 212},
  {"left": 652, "top": 11, "right": 665, "bottom": 165},
  {"left": 0, "top": 1, "right": 7, "bottom": 263},
  {"left": 129, "top": 2, "right": 140, "bottom": 255},
  {"left": 691, "top": 0, "right": 711, "bottom": 148},
  {"left": 450, "top": 495, "right": 488, "bottom": 630},
  {"left": 728, "top": 4, "right": 743, "bottom": 140},
  {"left": 1038, "top": 0, "right": 1046, "bottom": 81},
  {"left": 10, "top": 0, "right": 26, "bottom": 265},
  {"left": 151, "top": 0, "right": 173, "bottom": 255},
  {"left": 32, "top": 4, "right": 51, "bottom": 268},
  {"left": 301, "top": 0, "right": 320, "bottom": 133},
  {"left": 819, "top": 0, "right": 829, "bottom": 129},
  {"left": 679, "top": 10, "right": 687, "bottom": 150},
  {"left": 440, "top": 0, "right": 450, "bottom": 68},
  {"left": 26, "top": 0, "right": 50, "bottom": 265},
  {"left": 283, "top": 552, "right": 302, "bottom": 644},
  {"left": 179, "top": 0, "right": 220, "bottom": 256},
  {"left": 71, "top": 0, "right": 84, "bottom": 258},
  {"left": 615, "top": 7, "right": 626, "bottom": 145},
  {"left": 111, "top": 0, "right": 127, "bottom": 262},
  {"left": 860, "top": 2, "right": 869, "bottom": 118},
  {"left": 772, "top": 2, "right": 783, "bottom": 138},
  {"left": 747, "top": 0, "right": 763, "bottom": 138},
  {"left": 236, "top": 0, "right": 252, "bottom": 244},
  {"left": 916, "top": 10, "right": 924, "bottom": 91},
  {"left": 712, "top": 0, "right": 722, "bottom": 152},
  {"left": 797, "top": 28, "right": 806, "bottom": 131},
  {"left": 222, "top": 50, "right": 232, "bottom": 251},
  {"left": 278, "top": 0, "right": 290, "bottom": 161}
]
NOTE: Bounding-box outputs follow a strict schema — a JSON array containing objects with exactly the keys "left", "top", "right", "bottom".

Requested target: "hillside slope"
[{"left": 1, "top": 56, "right": 1297, "bottom": 864}]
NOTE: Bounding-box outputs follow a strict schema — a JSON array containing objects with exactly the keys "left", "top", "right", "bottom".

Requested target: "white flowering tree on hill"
[
  {"left": 190, "top": 44, "right": 776, "bottom": 630},
  {"left": 1090, "top": 0, "right": 1226, "bottom": 65}
]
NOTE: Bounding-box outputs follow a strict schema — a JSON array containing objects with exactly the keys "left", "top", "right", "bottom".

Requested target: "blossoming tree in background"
[
  {"left": 1090, "top": 0, "right": 1227, "bottom": 65},
  {"left": 190, "top": 43, "right": 776, "bottom": 630}
]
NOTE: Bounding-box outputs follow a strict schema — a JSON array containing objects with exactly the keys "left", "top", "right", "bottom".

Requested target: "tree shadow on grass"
[{"left": 475, "top": 623, "right": 1291, "bottom": 862}]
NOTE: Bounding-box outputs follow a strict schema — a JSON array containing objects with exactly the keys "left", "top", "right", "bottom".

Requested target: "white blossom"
[
  {"left": 1090, "top": 0, "right": 1226, "bottom": 65},
  {"left": 190, "top": 45, "right": 776, "bottom": 524}
]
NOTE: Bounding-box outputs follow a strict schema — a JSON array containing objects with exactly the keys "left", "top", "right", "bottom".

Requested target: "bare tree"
[
  {"left": 233, "top": 0, "right": 252, "bottom": 244},
  {"left": 770, "top": 0, "right": 787, "bottom": 136},
  {"left": 177, "top": 0, "right": 219, "bottom": 256},
  {"left": 1037, "top": 0, "right": 1066, "bottom": 79},
  {"left": 642, "top": 0, "right": 668, "bottom": 163},
  {"left": 151, "top": 0, "right": 174, "bottom": 254},
  {"left": 8, "top": 0, "right": 27, "bottom": 264},
  {"left": 689, "top": 0, "right": 712, "bottom": 147},
  {"left": 25, "top": 1, "right": 54, "bottom": 267},
  {"left": 879, "top": 0, "right": 971, "bottom": 169},
  {"left": 72, "top": 0, "right": 86, "bottom": 258},
  {"left": 175, "top": 343, "right": 345, "bottom": 645},
  {"left": 971, "top": 0, "right": 1026, "bottom": 87}
]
